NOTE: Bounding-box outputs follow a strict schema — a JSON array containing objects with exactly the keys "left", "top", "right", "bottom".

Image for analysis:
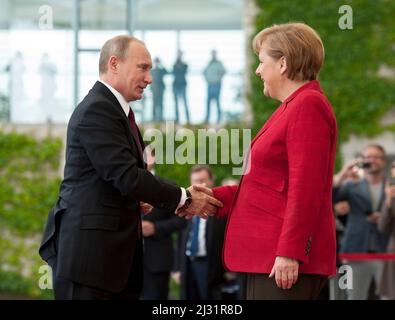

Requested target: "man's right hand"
[
  {"left": 333, "top": 159, "right": 360, "bottom": 187},
  {"left": 176, "top": 184, "right": 222, "bottom": 219}
]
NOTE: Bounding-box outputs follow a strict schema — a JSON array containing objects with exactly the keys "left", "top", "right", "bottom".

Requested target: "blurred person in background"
[
  {"left": 203, "top": 49, "right": 226, "bottom": 124},
  {"left": 172, "top": 50, "right": 189, "bottom": 124},
  {"left": 333, "top": 145, "right": 389, "bottom": 299},
  {"left": 151, "top": 57, "right": 167, "bottom": 122},
  {"left": 175, "top": 165, "right": 227, "bottom": 300},
  {"left": 38, "top": 53, "right": 58, "bottom": 122},
  {"left": 141, "top": 147, "right": 187, "bottom": 300},
  {"left": 377, "top": 160, "right": 395, "bottom": 299},
  {"left": 8, "top": 51, "right": 25, "bottom": 122}
]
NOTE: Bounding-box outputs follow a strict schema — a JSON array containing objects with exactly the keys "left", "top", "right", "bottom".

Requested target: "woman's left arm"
[{"left": 276, "top": 94, "right": 336, "bottom": 264}]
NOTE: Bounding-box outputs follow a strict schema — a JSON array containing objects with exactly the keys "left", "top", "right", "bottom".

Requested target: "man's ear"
[
  {"left": 279, "top": 56, "right": 287, "bottom": 75},
  {"left": 108, "top": 55, "right": 118, "bottom": 74}
]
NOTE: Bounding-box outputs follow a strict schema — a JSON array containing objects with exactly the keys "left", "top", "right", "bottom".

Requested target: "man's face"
[
  {"left": 190, "top": 170, "right": 214, "bottom": 188},
  {"left": 362, "top": 147, "right": 386, "bottom": 175},
  {"left": 117, "top": 42, "right": 152, "bottom": 101}
]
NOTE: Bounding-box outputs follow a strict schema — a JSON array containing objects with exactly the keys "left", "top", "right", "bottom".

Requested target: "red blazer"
[{"left": 213, "top": 80, "right": 337, "bottom": 276}]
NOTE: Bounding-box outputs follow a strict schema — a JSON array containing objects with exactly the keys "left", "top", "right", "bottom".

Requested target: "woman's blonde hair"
[{"left": 253, "top": 22, "right": 324, "bottom": 81}]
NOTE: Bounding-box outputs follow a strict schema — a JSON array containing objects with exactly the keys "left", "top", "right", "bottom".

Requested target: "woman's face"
[{"left": 255, "top": 45, "right": 284, "bottom": 100}]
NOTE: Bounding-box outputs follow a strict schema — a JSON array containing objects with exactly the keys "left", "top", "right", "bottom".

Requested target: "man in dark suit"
[
  {"left": 141, "top": 147, "right": 187, "bottom": 300},
  {"left": 38, "top": 35, "right": 222, "bottom": 300},
  {"left": 175, "top": 165, "right": 227, "bottom": 300}
]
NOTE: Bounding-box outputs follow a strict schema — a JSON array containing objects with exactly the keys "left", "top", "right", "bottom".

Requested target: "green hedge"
[
  {"left": 148, "top": 123, "right": 249, "bottom": 187},
  {"left": 0, "top": 131, "right": 61, "bottom": 299}
]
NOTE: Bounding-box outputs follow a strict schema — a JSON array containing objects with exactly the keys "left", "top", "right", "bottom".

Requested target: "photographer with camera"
[
  {"left": 333, "top": 145, "right": 389, "bottom": 300},
  {"left": 377, "top": 161, "right": 395, "bottom": 299}
]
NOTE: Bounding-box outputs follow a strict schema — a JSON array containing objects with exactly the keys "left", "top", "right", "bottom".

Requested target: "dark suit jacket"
[
  {"left": 333, "top": 178, "right": 389, "bottom": 253},
  {"left": 176, "top": 216, "right": 227, "bottom": 299},
  {"left": 38, "top": 81, "right": 181, "bottom": 292},
  {"left": 143, "top": 206, "right": 187, "bottom": 273}
]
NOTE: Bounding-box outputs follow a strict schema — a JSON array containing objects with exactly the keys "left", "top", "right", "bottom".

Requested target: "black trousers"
[
  {"left": 246, "top": 273, "right": 327, "bottom": 300},
  {"left": 141, "top": 269, "right": 170, "bottom": 300},
  {"left": 48, "top": 233, "right": 143, "bottom": 300},
  {"left": 185, "top": 256, "right": 209, "bottom": 300}
]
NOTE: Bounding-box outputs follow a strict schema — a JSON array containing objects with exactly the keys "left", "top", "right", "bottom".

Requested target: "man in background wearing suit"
[
  {"left": 38, "top": 35, "right": 222, "bottom": 300},
  {"left": 175, "top": 165, "right": 227, "bottom": 300},
  {"left": 141, "top": 147, "right": 187, "bottom": 299},
  {"left": 333, "top": 144, "right": 389, "bottom": 300}
]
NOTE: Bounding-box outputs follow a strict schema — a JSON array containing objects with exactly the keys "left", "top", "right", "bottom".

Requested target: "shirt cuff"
[{"left": 176, "top": 187, "right": 187, "bottom": 212}]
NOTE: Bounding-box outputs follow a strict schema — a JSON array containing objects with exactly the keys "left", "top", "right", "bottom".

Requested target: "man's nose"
[{"left": 145, "top": 73, "right": 152, "bottom": 84}]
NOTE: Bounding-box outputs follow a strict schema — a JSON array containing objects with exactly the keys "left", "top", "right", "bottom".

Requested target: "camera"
[{"left": 357, "top": 161, "right": 371, "bottom": 169}]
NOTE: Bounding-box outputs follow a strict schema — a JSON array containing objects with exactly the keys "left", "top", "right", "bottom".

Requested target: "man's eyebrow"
[{"left": 138, "top": 63, "right": 152, "bottom": 68}]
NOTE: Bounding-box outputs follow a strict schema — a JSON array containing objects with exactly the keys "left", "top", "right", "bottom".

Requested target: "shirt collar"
[{"left": 98, "top": 79, "right": 130, "bottom": 116}]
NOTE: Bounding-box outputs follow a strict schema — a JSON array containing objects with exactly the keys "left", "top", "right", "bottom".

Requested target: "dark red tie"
[
  {"left": 128, "top": 109, "right": 143, "bottom": 239},
  {"left": 128, "top": 109, "right": 143, "bottom": 160}
]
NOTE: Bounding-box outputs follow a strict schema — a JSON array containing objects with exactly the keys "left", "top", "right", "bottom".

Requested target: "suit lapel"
[
  {"left": 251, "top": 102, "right": 288, "bottom": 147},
  {"left": 226, "top": 103, "right": 288, "bottom": 211},
  {"left": 251, "top": 80, "right": 323, "bottom": 147},
  {"left": 92, "top": 81, "right": 145, "bottom": 166}
]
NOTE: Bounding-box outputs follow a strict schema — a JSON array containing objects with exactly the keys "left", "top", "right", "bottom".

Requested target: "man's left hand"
[
  {"left": 140, "top": 202, "right": 153, "bottom": 215},
  {"left": 142, "top": 221, "right": 155, "bottom": 237},
  {"left": 269, "top": 256, "right": 299, "bottom": 289}
]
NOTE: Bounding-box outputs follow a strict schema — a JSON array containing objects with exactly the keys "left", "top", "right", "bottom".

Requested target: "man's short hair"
[
  {"left": 364, "top": 144, "right": 387, "bottom": 159},
  {"left": 190, "top": 165, "right": 214, "bottom": 180},
  {"left": 99, "top": 35, "right": 142, "bottom": 74}
]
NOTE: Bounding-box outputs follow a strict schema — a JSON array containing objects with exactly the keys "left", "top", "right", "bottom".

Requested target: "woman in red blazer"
[{"left": 190, "top": 23, "right": 337, "bottom": 299}]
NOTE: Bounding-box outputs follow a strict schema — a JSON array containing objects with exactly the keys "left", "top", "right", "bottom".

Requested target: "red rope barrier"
[{"left": 339, "top": 253, "right": 395, "bottom": 261}]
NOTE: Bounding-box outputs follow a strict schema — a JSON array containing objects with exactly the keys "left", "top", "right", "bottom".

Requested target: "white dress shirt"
[{"left": 197, "top": 218, "right": 207, "bottom": 257}]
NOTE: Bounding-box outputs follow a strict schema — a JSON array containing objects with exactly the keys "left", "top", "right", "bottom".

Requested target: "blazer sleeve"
[
  {"left": 276, "top": 94, "right": 336, "bottom": 264},
  {"left": 76, "top": 101, "right": 181, "bottom": 212},
  {"left": 212, "top": 185, "right": 238, "bottom": 218},
  {"left": 332, "top": 182, "right": 352, "bottom": 203}
]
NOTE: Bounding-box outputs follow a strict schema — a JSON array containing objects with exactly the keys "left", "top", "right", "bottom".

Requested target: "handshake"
[
  {"left": 140, "top": 184, "right": 223, "bottom": 219},
  {"left": 177, "top": 184, "right": 223, "bottom": 220}
]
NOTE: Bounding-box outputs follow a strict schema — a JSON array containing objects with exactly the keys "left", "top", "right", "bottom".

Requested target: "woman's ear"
[{"left": 279, "top": 56, "right": 287, "bottom": 75}]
